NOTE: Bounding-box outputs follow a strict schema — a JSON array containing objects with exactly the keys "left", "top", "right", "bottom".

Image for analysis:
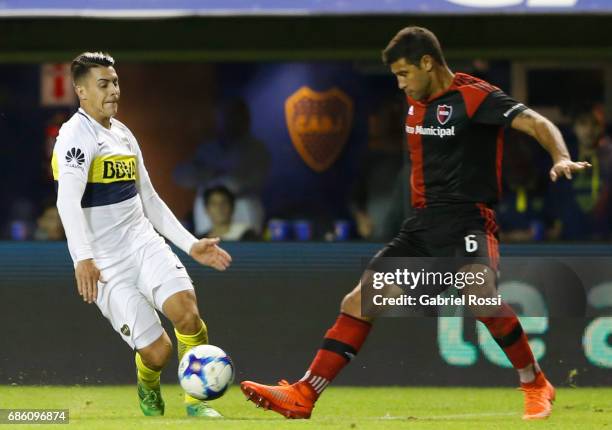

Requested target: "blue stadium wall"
[{"left": 1, "top": 242, "right": 611, "bottom": 386}]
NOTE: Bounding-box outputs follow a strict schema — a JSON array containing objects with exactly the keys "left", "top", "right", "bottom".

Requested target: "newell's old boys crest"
[
  {"left": 436, "top": 104, "right": 453, "bottom": 125},
  {"left": 285, "top": 86, "right": 354, "bottom": 172}
]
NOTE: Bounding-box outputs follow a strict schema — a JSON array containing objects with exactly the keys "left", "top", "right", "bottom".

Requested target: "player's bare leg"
[
  {"left": 163, "top": 288, "right": 222, "bottom": 418},
  {"left": 135, "top": 333, "right": 172, "bottom": 416},
  {"left": 461, "top": 263, "right": 555, "bottom": 420},
  {"left": 241, "top": 279, "right": 374, "bottom": 419}
]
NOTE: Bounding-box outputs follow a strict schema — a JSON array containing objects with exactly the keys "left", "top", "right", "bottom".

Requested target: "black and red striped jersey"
[{"left": 405, "top": 72, "right": 527, "bottom": 208}]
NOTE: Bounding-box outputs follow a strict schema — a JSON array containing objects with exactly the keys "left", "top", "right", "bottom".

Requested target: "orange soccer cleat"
[
  {"left": 240, "top": 379, "right": 315, "bottom": 419},
  {"left": 520, "top": 372, "right": 556, "bottom": 420}
]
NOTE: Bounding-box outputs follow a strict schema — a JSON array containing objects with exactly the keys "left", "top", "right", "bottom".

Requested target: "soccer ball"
[{"left": 178, "top": 345, "right": 234, "bottom": 400}]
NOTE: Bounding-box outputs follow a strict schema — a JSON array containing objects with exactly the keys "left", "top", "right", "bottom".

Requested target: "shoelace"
[
  {"left": 275, "top": 379, "right": 312, "bottom": 406},
  {"left": 143, "top": 390, "right": 159, "bottom": 405}
]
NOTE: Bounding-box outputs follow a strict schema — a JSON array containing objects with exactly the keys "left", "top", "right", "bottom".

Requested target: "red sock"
[
  {"left": 299, "top": 313, "right": 371, "bottom": 399},
  {"left": 478, "top": 303, "right": 535, "bottom": 370}
]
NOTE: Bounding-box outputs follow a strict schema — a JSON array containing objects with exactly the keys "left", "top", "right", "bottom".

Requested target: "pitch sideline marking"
[{"left": 376, "top": 411, "right": 517, "bottom": 420}]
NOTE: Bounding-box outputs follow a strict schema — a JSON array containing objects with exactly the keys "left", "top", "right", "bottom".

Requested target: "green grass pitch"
[{"left": 1, "top": 385, "right": 611, "bottom": 429}]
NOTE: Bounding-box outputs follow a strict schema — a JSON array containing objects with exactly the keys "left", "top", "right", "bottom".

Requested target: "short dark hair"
[
  {"left": 382, "top": 26, "right": 446, "bottom": 67},
  {"left": 203, "top": 185, "right": 235, "bottom": 209},
  {"left": 71, "top": 52, "right": 115, "bottom": 83}
]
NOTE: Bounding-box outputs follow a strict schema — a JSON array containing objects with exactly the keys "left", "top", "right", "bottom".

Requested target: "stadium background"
[{"left": 1, "top": 0, "right": 611, "bottom": 391}]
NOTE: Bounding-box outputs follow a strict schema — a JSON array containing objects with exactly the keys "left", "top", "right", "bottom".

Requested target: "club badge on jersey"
[{"left": 436, "top": 104, "right": 453, "bottom": 125}]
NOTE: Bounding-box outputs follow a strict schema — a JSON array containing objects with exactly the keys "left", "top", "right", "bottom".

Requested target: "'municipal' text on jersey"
[
  {"left": 52, "top": 108, "right": 160, "bottom": 263},
  {"left": 405, "top": 72, "right": 528, "bottom": 208}
]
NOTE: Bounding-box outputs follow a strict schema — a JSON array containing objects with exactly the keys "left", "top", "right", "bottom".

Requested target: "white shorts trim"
[
  {"left": 133, "top": 323, "right": 165, "bottom": 350},
  {"left": 153, "top": 277, "right": 195, "bottom": 311}
]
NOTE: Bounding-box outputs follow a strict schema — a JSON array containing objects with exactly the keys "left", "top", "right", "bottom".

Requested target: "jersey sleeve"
[
  {"left": 56, "top": 176, "right": 93, "bottom": 262},
  {"left": 52, "top": 128, "right": 97, "bottom": 184},
  {"left": 52, "top": 128, "right": 98, "bottom": 262},
  {"left": 472, "top": 90, "right": 528, "bottom": 126},
  {"left": 132, "top": 139, "right": 156, "bottom": 202}
]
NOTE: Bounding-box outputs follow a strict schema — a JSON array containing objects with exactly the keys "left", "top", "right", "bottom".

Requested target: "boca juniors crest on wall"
[
  {"left": 285, "top": 86, "right": 354, "bottom": 172},
  {"left": 436, "top": 104, "right": 453, "bottom": 125}
]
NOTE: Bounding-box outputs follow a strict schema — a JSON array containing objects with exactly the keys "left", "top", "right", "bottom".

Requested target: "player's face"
[
  {"left": 76, "top": 66, "right": 120, "bottom": 121},
  {"left": 390, "top": 57, "right": 431, "bottom": 101},
  {"left": 574, "top": 114, "right": 602, "bottom": 150},
  {"left": 37, "top": 207, "right": 64, "bottom": 240},
  {"left": 206, "top": 193, "right": 233, "bottom": 226}
]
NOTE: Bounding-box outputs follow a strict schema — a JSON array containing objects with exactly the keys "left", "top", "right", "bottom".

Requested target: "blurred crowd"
[
  {"left": 11, "top": 102, "right": 610, "bottom": 245},
  {"left": 4, "top": 62, "right": 612, "bottom": 244},
  {"left": 497, "top": 105, "right": 612, "bottom": 242}
]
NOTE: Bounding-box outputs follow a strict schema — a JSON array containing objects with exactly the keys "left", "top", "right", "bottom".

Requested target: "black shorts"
[{"left": 368, "top": 203, "right": 500, "bottom": 272}]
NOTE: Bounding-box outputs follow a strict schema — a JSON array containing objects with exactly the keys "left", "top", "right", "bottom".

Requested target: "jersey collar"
[{"left": 78, "top": 107, "right": 115, "bottom": 144}]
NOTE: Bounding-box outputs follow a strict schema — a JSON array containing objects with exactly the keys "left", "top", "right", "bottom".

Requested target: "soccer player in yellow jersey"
[{"left": 52, "top": 52, "right": 232, "bottom": 418}]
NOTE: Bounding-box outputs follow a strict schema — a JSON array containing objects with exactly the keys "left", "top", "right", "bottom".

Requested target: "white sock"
[
  {"left": 518, "top": 362, "right": 541, "bottom": 384},
  {"left": 300, "top": 370, "right": 330, "bottom": 395}
]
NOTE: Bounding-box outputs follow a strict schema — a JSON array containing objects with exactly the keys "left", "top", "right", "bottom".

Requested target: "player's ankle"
[
  {"left": 521, "top": 372, "right": 547, "bottom": 388},
  {"left": 138, "top": 379, "right": 161, "bottom": 390},
  {"left": 296, "top": 380, "right": 319, "bottom": 401}
]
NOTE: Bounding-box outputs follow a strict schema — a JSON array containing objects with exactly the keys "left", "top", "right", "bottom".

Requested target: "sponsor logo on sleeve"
[{"left": 64, "top": 147, "right": 85, "bottom": 169}]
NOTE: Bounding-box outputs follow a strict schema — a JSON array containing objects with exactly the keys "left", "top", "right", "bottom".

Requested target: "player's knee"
[
  {"left": 163, "top": 291, "right": 202, "bottom": 334},
  {"left": 173, "top": 309, "right": 202, "bottom": 335},
  {"left": 140, "top": 338, "right": 173, "bottom": 370},
  {"left": 164, "top": 290, "right": 202, "bottom": 334},
  {"left": 143, "top": 353, "right": 170, "bottom": 371}
]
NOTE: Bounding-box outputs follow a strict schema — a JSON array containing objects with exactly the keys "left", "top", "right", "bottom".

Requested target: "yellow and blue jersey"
[{"left": 52, "top": 108, "right": 160, "bottom": 263}]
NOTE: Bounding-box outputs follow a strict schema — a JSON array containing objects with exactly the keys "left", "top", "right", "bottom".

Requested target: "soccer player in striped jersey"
[
  {"left": 241, "top": 27, "right": 591, "bottom": 420},
  {"left": 53, "top": 52, "right": 231, "bottom": 418}
]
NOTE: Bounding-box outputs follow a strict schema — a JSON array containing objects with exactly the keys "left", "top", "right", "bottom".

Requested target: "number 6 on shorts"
[{"left": 464, "top": 234, "right": 478, "bottom": 253}]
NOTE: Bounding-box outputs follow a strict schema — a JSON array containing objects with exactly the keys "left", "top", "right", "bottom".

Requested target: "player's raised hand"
[
  {"left": 75, "top": 258, "right": 104, "bottom": 304},
  {"left": 189, "top": 237, "right": 232, "bottom": 271},
  {"left": 550, "top": 159, "right": 591, "bottom": 182}
]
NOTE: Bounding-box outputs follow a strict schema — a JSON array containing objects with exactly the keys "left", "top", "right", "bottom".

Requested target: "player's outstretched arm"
[
  {"left": 511, "top": 108, "right": 591, "bottom": 182},
  {"left": 56, "top": 176, "right": 103, "bottom": 304},
  {"left": 141, "top": 190, "right": 233, "bottom": 271},
  {"left": 189, "top": 237, "right": 232, "bottom": 271},
  {"left": 134, "top": 145, "right": 232, "bottom": 269},
  {"left": 134, "top": 145, "right": 197, "bottom": 251}
]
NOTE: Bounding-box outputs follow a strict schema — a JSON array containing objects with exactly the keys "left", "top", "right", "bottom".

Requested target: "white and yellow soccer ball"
[{"left": 178, "top": 345, "right": 235, "bottom": 400}]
